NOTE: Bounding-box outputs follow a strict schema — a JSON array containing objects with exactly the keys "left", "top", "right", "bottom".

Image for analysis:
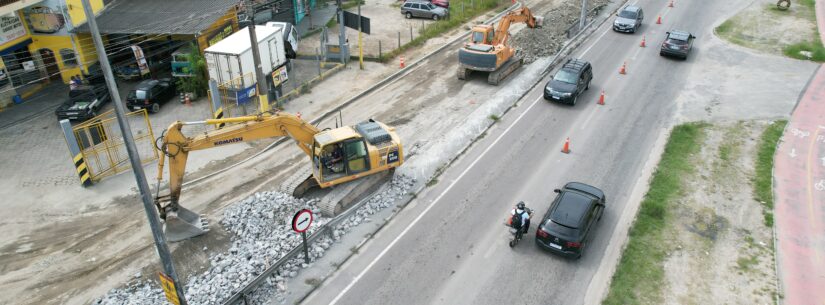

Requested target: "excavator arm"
[
  {"left": 154, "top": 112, "right": 320, "bottom": 241},
  {"left": 492, "top": 7, "right": 543, "bottom": 45}
]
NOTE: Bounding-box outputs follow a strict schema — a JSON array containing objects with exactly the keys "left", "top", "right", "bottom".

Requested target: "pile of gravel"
[
  {"left": 512, "top": 0, "right": 610, "bottom": 63},
  {"left": 93, "top": 175, "right": 415, "bottom": 305}
]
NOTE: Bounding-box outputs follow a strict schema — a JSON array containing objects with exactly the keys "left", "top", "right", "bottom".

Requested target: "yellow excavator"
[
  {"left": 457, "top": 6, "right": 543, "bottom": 85},
  {"left": 153, "top": 112, "right": 404, "bottom": 241}
]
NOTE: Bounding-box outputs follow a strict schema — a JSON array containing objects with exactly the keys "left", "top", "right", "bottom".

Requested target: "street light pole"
[
  {"left": 245, "top": 0, "right": 272, "bottom": 112},
  {"left": 79, "top": 0, "right": 188, "bottom": 304},
  {"left": 579, "top": 0, "right": 587, "bottom": 31}
]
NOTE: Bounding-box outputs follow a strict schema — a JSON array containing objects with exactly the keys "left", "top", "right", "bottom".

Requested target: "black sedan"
[
  {"left": 55, "top": 85, "right": 110, "bottom": 121},
  {"left": 660, "top": 30, "right": 695, "bottom": 59},
  {"left": 535, "top": 182, "right": 606, "bottom": 259},
  {"left": 126, "top": 78, "right": 176, "bottom": 113}
]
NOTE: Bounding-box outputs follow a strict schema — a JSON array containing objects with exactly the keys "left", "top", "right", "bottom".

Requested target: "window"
[
  {"left": 411, "top": 4, "right": 420, "bottom": 9},
  {"left": 344, "top": 140, "right": 369, "bottom": 174},
  {"left": 472, "top": 31, "right": 485, "bottom": 43},
  {"left": 403, "top": 3, "right": 412, "bottom": 8},
  {"left": 60, "top": 49, "right": 77, "bottom": 66}
]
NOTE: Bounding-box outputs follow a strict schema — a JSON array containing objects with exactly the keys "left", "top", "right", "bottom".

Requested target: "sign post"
[{"left": 292, "top": 209, "right": 314, "bottom": 263}]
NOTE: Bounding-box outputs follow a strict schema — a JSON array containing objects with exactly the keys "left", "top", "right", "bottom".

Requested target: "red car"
[{"left": 430, "top": 0, "right": 449, "bottom": 9}]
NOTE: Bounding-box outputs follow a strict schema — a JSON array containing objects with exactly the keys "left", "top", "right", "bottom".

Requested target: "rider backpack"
[{"left": 511, "top": 211, "right": 523, "bottom": 229}]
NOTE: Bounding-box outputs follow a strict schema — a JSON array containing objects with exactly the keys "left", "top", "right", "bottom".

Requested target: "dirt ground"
[
  {"left": 715, "top": 0, "right": 816, "bottom": 56},
  {"left": 662, "top": 121, "right": 777, "bottom": 305}
]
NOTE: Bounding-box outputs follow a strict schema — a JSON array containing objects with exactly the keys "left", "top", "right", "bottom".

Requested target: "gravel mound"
[
  {"left": 512, "top": 0, "right": 610, "bottom": 63},
  {"left": 93, "top": 175, "right": 414, "bottom": 305}
]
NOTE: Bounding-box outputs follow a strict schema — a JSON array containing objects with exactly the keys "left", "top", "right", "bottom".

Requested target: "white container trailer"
[{"left": 204, "top": 26, "right": 287, "bottom": 91}]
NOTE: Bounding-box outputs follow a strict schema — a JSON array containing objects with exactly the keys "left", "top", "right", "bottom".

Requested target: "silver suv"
[{"left": 401, "top": 0, "right": 448, "bottom": 20}]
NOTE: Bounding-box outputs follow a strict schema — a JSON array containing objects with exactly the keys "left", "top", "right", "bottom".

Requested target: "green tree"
[{"left": 176, "top": 43, "right": 208, "bottom": 96}]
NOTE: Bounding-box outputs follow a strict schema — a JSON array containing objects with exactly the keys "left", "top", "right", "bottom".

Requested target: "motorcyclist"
[{"left": 510, "top": 201, "right": 531, "bottom": 234}]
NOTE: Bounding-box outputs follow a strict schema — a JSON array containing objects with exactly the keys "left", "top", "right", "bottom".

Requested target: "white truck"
[{"left": 204, "top": 25, "right": 289, "bottom": 92}]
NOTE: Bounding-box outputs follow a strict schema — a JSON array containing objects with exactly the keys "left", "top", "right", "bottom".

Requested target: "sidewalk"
[
  {"left": 774, "top": 67, "right": 825, "bottom": 304},
  {"left": 0, "top": 81, "right": 68, "bottom": 130}
]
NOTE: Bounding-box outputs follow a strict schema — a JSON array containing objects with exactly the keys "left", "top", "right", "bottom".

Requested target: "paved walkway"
[
  {"left": 773, "top": 3, "right": 825, "bottom": 305},
  {"left": 774, "top": 6, "right": 825, "bottom": 299}
]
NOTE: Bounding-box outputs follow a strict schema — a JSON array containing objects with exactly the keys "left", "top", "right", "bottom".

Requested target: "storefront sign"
[
  {"left": 207, "top": 24, "right": 234, "bottom": 46},
  {"left": 0, "top": 13, "right": 26, "bottom": 45},
  {"left": 235, "top": 85, "right": 257, "bottom": 105},
  {"left": 271, "top": 66, "right": 288, "bottom": 87}
]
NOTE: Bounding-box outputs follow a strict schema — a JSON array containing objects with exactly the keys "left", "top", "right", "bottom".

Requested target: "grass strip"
[
  {"left": 753, "top": 120, "right": 787, "bottom": 227},
  {"left": 378, "top": 0, "right": 507, "bottom": 62},
  {"left": 603, "top": 123, "right": 706, "bottom": 305}
]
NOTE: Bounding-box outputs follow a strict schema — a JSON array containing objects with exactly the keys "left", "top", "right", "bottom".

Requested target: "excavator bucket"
[{"left": 164, "top": 206, "right": 210, "bottom": 242}]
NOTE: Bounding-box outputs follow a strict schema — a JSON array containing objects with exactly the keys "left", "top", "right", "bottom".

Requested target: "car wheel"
[
  {"left": 150, "top": 103, "right": 160, "bottom": 113},
  {"left": 571, "top": 95, "right": 578, "bottom": 106},
  {"left": 406, "top": 12, "right": 412, "bottom": 19},
  {"left": 433, "top": 14, "right": 439, "bottom": 21},
  {"left": 585, "top": 80, "right": 591, "bottom": 90}
]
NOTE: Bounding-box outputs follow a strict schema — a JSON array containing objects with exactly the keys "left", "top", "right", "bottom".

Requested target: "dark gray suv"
[
  {"left": 613, "top": 5, "right": 644, "bottom": 33},
  {"left": 401, "top": 0, "right": 448, "bottom": 20},
  {"left": 544, "top": 58, "right": 592, "bottom": 105}
]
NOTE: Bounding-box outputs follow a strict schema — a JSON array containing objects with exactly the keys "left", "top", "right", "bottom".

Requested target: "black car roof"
[
  {"left": 550, "top": 191, "right": 594, "bottom": 228},
  {"left": 561, "top": 59, "right": 589, "bottom": 73}
]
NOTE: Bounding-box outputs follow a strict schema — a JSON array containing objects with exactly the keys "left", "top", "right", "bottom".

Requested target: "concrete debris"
[
  {"left": 512, "top": 0, "right": 610, "bottom": 64},
  {"left": 93, "top": 175, "right": 414, "bottom": 305}
]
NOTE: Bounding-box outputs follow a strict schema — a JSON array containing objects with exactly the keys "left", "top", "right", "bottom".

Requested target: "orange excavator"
[{"left": 457, "top": 6, "right": 543, "bottom": 85}]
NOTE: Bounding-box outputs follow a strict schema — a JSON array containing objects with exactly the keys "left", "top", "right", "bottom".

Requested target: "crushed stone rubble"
[
  {"left": 512, "top": 0, "right": 610, "bottom": 64},
  {"left": 93, "top": 175, "right": 415, "bottom": 305}
]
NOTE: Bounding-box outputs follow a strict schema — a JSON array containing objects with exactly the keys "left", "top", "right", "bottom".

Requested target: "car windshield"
[
  {"left": 668, "top": 32, "right": 690, "bottom": 43},
  {"left": 128, "top": 90, "right": 147, "bottom": 100},
  {"left": 472, "top": 31, "right": 485, "bottom": 43},
  {"left": 544, "top": 219, "right": 578, "bottom": 239},
  {"left": 553, "top": 70, "right": 578, "bottom": 84},
  {"left": 667, "top": 38, "right": 688, "bottom": 45},
  {"left": 618, "top": 10, "right": 637, "bottom": 19}
]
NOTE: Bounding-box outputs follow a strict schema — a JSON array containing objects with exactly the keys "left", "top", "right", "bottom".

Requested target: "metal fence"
[{"left": 71, "top": 108, "right": 158, "bottom": 182}]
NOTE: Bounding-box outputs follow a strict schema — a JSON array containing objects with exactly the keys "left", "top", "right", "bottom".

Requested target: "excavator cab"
[
  {"left": 310, "top": 120, "right": 402, "bottom": 188},
  {"left": 470, "top": 25, "right": 495, "bottom": 45}
]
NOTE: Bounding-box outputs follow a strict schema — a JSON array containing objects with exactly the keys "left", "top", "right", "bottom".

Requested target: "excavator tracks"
[{"left": 487, "top": 57, "right": 523, "bottom": 85}]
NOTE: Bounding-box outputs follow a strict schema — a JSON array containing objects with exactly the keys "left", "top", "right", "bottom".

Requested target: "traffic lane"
[{"left": 305, "top": 0, "right": 712, "bottom": 303}]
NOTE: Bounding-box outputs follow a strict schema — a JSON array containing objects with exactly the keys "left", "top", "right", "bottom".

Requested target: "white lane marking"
[
  {"left": 630, "top": 42, "right": 644, "bottom": 60},
  {"left": 328, "top": 95, "right": 546, "bottom": 305},
  {"left": 579, "top": 26, "right": 613, "bottom": 58}
]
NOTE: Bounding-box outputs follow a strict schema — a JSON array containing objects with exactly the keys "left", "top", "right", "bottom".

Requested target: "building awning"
[
  {"left": 72, "top": 0, "right": 237, "bottom": 36},
  {"left": 0, "top": 38, "right": 32, "bottom": 56}
]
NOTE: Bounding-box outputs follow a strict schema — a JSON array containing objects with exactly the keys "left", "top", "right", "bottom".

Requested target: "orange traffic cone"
[
  {"left": 561, "top": 137, "right": 571, "bottom": 154},
  {"left": 656, "top": 15, "right": 662, "bottom": 24},
  {"left": 668, "top": 0, "right": 674, "bottom": 7},
  {"left": 619, "top": 62, "right": 627, "bottom": 75},
  {"left": 640, "top": 36, "right": 646, "bottom": 47},
  {"left": 400, "top": 55, "right": 406, "bottom": 68},
  {"left": 598, "top": 90, "right": 605, "bottom": 105}
]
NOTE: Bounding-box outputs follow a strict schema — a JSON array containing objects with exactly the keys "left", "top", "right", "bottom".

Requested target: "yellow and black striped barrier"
[
  {"left": 214, "top": 106, "right": 225, "bottom": 129},
  {"left": 60, "top": 119, "right": 93, "bottom": 187}
]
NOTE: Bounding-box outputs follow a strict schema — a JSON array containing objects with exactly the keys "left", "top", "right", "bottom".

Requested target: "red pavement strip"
[{"left": 775, "top": 65, "right": 825, "bottom": 305}]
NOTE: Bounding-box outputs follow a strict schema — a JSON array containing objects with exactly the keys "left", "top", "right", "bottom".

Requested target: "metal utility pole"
[
  {"left": 79, "top": 1, "right": 188, "bottom": 304},
  {"left": 337, "top": 0, "right": 348, "bottom": 64},
  {"left": 579, "top": 0, "right": 587, "bottom": 31},
  {"left": 245, "top": 0, "right": 272, "bottom": 112},
  {"left": 358, "top": 2, "right": 364, "bottom": 70}
]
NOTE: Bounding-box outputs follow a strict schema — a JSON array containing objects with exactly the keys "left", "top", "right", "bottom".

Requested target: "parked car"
[
  {"left": 613, "top": 5, "right": 644, "bottom": 33},
  {"left": 535, "top": 182, "right": 606, "bottom": 259},
  {"left": 401, "top": 0, "right": 449, "bottom": 20},
  {"left": 126, "top": 79, "right": 176, "bottom": 113},
  {"left": 660, "top": 30, "right": 695, "bottom": 59},
  {"left": 431, "top": 0, "right": 450, "bottom": 9},
  {"left": 55, "top": 85, "right": 111, "bottom": 121},
  {"left": 544, "top": 58, "right": 592, "bottom": 105}
]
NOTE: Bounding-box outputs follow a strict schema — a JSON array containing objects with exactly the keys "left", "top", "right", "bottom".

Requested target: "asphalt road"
[{"left": 300, "top": 0, "right": 735, "bottom": 304}]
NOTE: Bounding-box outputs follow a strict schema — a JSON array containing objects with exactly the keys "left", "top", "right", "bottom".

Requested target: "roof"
[
  {"left": 73, "top": 0, "right": 237, "bottom": 35},
  {"left": 562, "top": 59, "right": 589, "bottom": 72},
  {"left": 622, "top": 5, "right": 641, "bottom": 12},
  {"left": 550, "top": 191, "right": 594, "bottom": 228},
  {"left": 136, "top": 79, "right": 160, "bottom": 90},
  {"left": 668, "top": 30, "right": 691, "bottom": 41},
  {"left": 204, "top": 26, "right": 281, "bottom": 55}
]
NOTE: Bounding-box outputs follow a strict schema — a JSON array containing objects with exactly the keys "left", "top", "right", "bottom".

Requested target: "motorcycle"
[{"left": 506, "top": 208, "right": 533, "bottom": 247}]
